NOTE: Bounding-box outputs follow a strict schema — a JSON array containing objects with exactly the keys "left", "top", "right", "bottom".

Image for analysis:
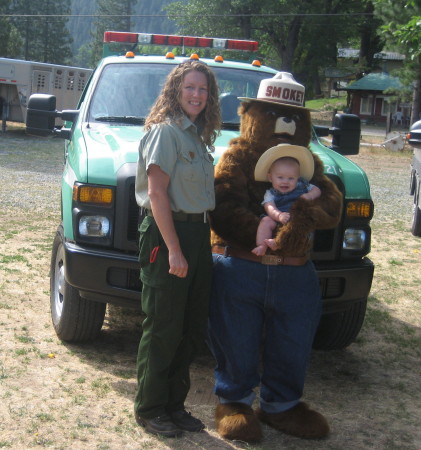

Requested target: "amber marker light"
[
  {"left": 346, "top": 201, "right": 373, "bottom": 219},
  {"left": 73, "top": 185, "right": 113, "bottom": 205}
]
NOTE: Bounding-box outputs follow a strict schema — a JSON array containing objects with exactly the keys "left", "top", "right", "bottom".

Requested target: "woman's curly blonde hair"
[{"left": 144, "top": 60, "right": 221, "bottom": 148}]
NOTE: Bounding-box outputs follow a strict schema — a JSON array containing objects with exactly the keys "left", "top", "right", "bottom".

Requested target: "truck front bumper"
[
  {"left": 64, "top": 241, "right": 141, "bottom": 308},
  {"left": 64, "top": 240, "right": 374, "bottom": 313},
  {"left": 315, "top": 257, "right": 374, "bottom": 313}
]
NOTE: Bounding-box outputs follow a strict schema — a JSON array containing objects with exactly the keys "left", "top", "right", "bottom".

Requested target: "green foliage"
[
  {"left": 90, "top": 0, "right": 138, "bottom": 66},
  {"left": 374, "top": 0, "right": 421, "bottom": 119},
  {"left": 9, "top": 0, "right": 73, "bottom": 64},
  {"left": 0, "top": 0, "right": 22, "bottom": 57},
  {"left": 166, "top": 0, "right": 379, "bottom": 93}
]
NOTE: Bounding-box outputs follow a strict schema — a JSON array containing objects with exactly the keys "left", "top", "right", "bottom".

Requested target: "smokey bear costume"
[{"left": 208, "top": 72, "right": 342, "bottom": 443}]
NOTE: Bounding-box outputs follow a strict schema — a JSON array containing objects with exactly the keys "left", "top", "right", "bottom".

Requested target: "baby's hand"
[
  {"left": 277, "top": 212, "right": 290, "bottom": 224},
  {"left": 300, "top": 192, "right": 313, "bottom": 201},
  {"left": 264, "top": 238, "right": 279, "bottom": 251},
  {"left": 252, "top": 244, "right": 267, "bottom": 256}
]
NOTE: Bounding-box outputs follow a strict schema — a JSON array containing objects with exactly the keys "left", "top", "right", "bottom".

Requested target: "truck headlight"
[
  {"left": 343, "top": 228, "right": 366, "bottom": 250},
  {"left": 79, "top": 216, "right": 110, "bottom": 237}
]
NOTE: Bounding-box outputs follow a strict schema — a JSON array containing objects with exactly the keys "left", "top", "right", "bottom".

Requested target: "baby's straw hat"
[{"left": 254, "top": 144, "right": 315, "bottom": 182}]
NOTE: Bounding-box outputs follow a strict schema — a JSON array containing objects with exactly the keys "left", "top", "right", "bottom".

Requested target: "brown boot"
[
  {"left": 256, "top": 402, "right": 330, "bottom": 439},
  {"left": 215, "top": 402, "right": 263, "bottom": 443}
]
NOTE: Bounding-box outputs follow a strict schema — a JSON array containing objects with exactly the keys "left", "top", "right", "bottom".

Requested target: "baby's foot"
[{"left": 252, "top": 245, "right": 267, "bottom": 256}]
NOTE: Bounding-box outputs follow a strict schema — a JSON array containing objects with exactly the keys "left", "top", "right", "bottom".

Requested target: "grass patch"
[{"left": 307, "top": 97, "right": 347, "bottom": 111}]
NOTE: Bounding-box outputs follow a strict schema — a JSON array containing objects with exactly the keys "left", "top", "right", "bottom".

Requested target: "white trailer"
[{"left": 0, "top": 57, "right": 92, "bottom": 131}]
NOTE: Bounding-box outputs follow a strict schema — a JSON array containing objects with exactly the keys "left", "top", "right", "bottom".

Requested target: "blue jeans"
[{"left": 208, "top": 254, "right": 322, "bottom": 413}]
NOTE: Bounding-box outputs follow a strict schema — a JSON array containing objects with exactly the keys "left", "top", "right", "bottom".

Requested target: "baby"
[{"left": 252, "top": 144, "right": 321, "bottom": 256}]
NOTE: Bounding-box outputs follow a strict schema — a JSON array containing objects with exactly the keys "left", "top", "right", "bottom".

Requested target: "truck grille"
[
  {"left": 127, "top": 183, "right": 139, "bottom": 241},
  {"left": 126, "top": 178, "right": 343, "bottom": 259}
]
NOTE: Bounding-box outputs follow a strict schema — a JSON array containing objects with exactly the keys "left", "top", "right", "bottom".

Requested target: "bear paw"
[
  {"left": 256, "top": 402, "right": 329, "bottom": 439},
  {"left": 215, "top": 402, "right": 263, "bottom": 443}
]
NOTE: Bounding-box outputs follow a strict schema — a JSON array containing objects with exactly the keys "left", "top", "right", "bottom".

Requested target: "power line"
[{"left": 0, "top": 13, "right": 375, "bottom": 18}]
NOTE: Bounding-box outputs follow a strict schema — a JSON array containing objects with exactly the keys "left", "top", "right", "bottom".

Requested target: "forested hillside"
[{"left": 69, "top": 0, "right": 181, "bottom": 54}]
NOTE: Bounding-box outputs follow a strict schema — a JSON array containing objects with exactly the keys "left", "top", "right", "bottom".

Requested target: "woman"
[{"left": 134, "top": 59, "right": 221, "bottom": 438}]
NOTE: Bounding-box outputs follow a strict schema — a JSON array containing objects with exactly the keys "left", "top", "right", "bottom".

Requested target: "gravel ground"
[{"left": 0, "top": 126, "right": 420, "bottom": 450}]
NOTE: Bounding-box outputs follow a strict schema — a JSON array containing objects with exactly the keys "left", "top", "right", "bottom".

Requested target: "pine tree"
[
  {"left": 10, "top": 0, "right": 73, "bottom": 64},
  {"left": 90, "top": 0, "right": 138, "bottom": 66}
]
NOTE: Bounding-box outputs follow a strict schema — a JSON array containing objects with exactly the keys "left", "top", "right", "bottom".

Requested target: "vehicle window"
[
  {"left": 88, "top": 63, "right": 274, "bottom": 125},
  {"left": 88, "top": 63, "right": 174, "bottom": 122},
  {"left": 214, "top": 67, "right": 273, "bottom": 125}
]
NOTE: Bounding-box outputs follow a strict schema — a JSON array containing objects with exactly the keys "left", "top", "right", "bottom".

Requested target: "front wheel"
[
  {"left": 50, "top": 224, "right": 106, "bottom": 342},
  {"left": 411, "top": 205, "right": 421, "bottom": 237},
  {"left": 313, "top": 299, "right": 367, "bottom": 350}
]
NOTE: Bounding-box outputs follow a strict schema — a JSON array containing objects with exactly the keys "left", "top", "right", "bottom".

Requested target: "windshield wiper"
[{"left": 94, "top": 115, "right": 144, "bottom": 125}]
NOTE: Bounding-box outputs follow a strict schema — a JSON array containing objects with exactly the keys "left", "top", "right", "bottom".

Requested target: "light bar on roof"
[{"left": 103, "top": 31, "right": 258, "bottom": 52}]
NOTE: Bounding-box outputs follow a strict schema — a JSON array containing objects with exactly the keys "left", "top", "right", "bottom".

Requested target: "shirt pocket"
[{"left": 178, "top": 148, "right": 201, "bottom": 182}]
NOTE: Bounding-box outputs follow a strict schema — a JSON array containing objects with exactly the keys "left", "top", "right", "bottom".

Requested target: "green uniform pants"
[{"left": 134, "top": 216, "right": 212, "bottom": 419}]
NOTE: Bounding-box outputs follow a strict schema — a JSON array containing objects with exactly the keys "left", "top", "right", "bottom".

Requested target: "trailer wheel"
[
  {"left": 313, "top": 299, "right": 367, "bottom": 350},
  {"left": 411, "top": 205, "right": 421, "bottom": 237},
  {"left": 50, "top": 224, "right": 106, "bottom": 342}
]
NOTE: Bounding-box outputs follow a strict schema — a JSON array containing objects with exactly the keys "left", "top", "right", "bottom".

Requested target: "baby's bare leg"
[{"left": 252, "top": 216, "right": 277, "bottom": 256}]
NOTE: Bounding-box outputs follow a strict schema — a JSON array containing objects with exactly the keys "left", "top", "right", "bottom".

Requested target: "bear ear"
[{"left": 238, "top": 103, "right": 250, "bottom": 115}]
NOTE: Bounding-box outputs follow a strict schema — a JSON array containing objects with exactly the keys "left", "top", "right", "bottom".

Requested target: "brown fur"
[
  {"left": 215, "top": 403, "right": 262, "bottom": 443},
  {"left": 256, "top": 402, "right": 330, "bottom": 439},
  {"left": 210, "top": 101, "right": 343, "bottom": 255}
]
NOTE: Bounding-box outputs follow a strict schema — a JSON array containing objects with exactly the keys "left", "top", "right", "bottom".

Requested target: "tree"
[
  {"left": 166, "top": 0, "right": 373, "bottom": 95},
  {"left": 90, "top": 0, "right": 138, "bottom": 66},
  {"left": 374, "top": 0, "right": 421, "bottom": 123},
  {"left": 0, "top": 0, "right": 23, "bottom": 57},
  {"left": 9, "top": 0, "right": 72, "bottom": 64}
]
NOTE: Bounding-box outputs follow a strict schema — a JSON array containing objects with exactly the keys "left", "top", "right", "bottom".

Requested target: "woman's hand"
[{"left": 147, "top": 164, "right": 188, "bottom": 278}]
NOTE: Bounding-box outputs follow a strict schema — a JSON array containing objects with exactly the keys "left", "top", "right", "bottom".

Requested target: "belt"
[
  {"left": 211, "top": 245, "right": 308, "bottom": 266},
  {"left": 146, "top": 209, "right": 208, "bottom": 223}
]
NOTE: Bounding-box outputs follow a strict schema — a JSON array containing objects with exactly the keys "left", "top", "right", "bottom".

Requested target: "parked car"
[{"left": 408, "top": 120, "right": 421, "bottom": 236}]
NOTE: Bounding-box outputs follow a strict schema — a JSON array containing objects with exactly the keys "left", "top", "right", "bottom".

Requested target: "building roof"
[
  {"left": 338, "top": 48, "right": 405, "bottom": 61},
  {"left": 343, "top": 73, "right": 402, "bottom": 92}
]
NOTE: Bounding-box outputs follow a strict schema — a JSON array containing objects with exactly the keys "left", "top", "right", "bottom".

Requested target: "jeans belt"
[
  {"left": 211, "top": 245, "right": 308, "bottom": 266},
  {"left": 147, "top": 209, "right": 208, "bottom": 223}
]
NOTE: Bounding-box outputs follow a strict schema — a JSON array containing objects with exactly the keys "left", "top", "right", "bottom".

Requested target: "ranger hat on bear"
[
  {"left": 254, "top": 144, "right": 315, "bottom": 182},
  {"left": 239, "top": 71, "right": 307, "bottom": 109}
]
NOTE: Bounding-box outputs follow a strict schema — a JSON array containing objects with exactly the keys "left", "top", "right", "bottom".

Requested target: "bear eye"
[{"left": 265, "top": 110, "right": 278, "bottom": 118}]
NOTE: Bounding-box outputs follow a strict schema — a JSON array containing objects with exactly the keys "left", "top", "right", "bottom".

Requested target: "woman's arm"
[{"left": 147, "top": 164, "right": 188, "bottom": 278}]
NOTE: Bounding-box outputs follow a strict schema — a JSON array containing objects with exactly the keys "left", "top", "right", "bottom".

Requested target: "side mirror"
[
  {"left": 26, "top": 94, "right": 57, "bottom": 137},
  {"left": 330, "top": 113, "right": 361, "bottom": 155},
  {"left": 26, "top": 93, "right": 79, "bottom": 139}
]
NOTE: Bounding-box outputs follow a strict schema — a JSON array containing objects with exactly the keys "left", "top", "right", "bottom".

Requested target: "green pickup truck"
[{"left": 26, "top": 31, "right": 374, "bottom": 350}]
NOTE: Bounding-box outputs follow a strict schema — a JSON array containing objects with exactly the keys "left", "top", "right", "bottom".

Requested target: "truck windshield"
[{"left": 88, "top": 62, "right": 274, "bottom": 125}]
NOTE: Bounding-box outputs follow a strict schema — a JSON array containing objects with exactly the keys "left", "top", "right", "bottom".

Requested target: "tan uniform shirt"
[{"left": 135, "top": 116, "right": 215, "bottom": 213}]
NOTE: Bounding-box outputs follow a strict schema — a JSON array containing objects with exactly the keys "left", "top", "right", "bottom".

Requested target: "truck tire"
[
  {"left": 50, "top": 225, "right": 106, "bottom": 342},
  {"left": 411, "top": 205, "right": 421, "bottom": 237},
  {"left": 312, "top": 299, "right": 367, "bottom": 350}
]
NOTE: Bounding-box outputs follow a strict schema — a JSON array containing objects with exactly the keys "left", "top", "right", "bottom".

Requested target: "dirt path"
[{"left": 0, "top": 132, "right": 420, "bottom": 449}]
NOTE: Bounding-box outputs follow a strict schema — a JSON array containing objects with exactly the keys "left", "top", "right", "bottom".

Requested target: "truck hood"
[
  {"left": 310, "top": 141, "right": 371, "bottom": 199},
  {"left": 83, "top": 124, "right": 144, "bottom": 184},
  {"left": 80, "top": 125, "right": 370, "bottom": 199}
]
